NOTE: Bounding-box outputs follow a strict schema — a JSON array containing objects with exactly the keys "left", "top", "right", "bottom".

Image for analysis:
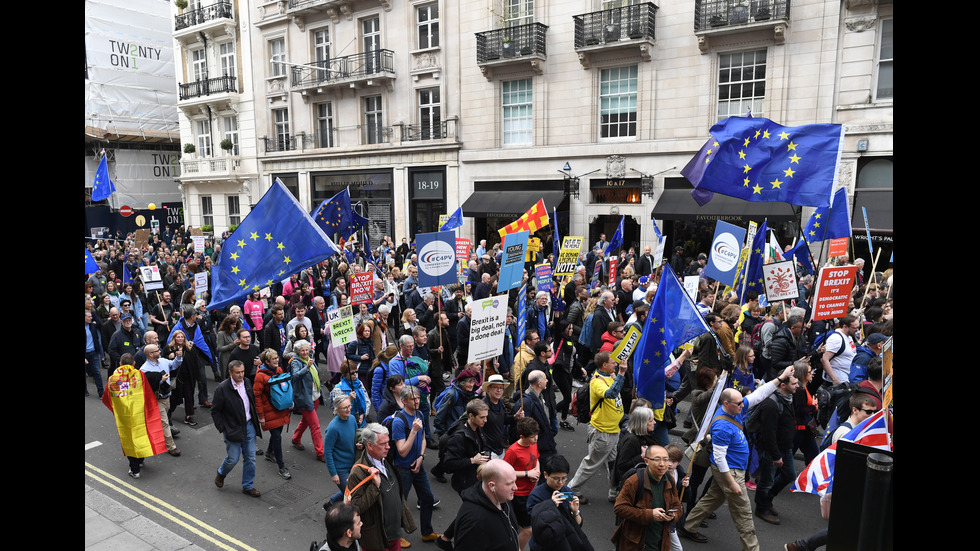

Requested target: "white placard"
[{"left": 467, "top": 293, "right": 509, "bottom": 364}]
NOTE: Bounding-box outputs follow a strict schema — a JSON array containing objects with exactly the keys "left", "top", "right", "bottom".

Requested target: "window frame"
[
  {"left": 196, "top": 119, "right": 213, "bottom": 157},
  {"left": 364, "top": 95, "right": 384, "bottom": 144},
  {"left": 273, "top": 108, "right": 290, "bottom": 149},
  {"left": 316, "top": 102, "right": 335, "bottom": 148},
  {"left": 201, "top": 195, "right": 213, "bottom": 228},
  {"left": 716, "top": 49, "right": 767, "bottom": 121},
  {"left": 223, "top": 115, "right": 239, "bottom": 155},
  {"left": 269, "top": 37, "right": 286, "bottom": 77},
  {"left": 227, "top": 195, "right": 241, "bottom": 227},
  {"left": 873, "top": 18, "right": 893, "bottom": 102},
  {"left": 418, "top": 87, "right": 442, "bottom": 140},
  {"left": 191, "top": 48, "right": 207, "bottom": 81},
  {"left": 599, "top": 65, "right": 638, "bottom": 140},
  {"left": 502, "top": 78, "right": 533, "bottom": 146},
  {"left": 416, "top": 3, "right": 440, "bottom": 50},
  {"left": 218, "top": 42, "right": 236, "bottom": 78}
]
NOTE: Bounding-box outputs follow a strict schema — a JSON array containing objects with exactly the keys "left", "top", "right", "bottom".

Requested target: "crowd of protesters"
[{"left": 88, "top": 223, "right": 892, "bottom": 551}]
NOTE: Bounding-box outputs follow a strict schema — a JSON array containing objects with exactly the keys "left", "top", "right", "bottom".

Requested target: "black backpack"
[
  {"left": 613, "top": 464, "right": 647, "bottom": 526},
  {"left": 572, "top": 378, "right": 602, "bottom": 424},
  {"left": 437, "top": 414, "right": 468, "bottom": 461},
  {"left": 814, "top": 382, "right": 861, "bottom": 428},
  {"left": 380, "top": 410, "right": 411, "bottom": 464}
]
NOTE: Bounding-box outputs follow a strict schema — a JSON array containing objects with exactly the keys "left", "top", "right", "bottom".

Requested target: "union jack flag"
[{"left": 792, "top": 410, "right": 890, "bottom": 497}]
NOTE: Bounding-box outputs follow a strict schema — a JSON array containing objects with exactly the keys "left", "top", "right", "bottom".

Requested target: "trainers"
[
  {"left": 756, "top": 510, "right": 780, "bottom": 525},
  {"left": 677, "top": 526, "right": 707, "bottom": 543},
  {"left": 400, "top": 537, "right": 412, "bottom": 548},
  {"left": 265, "top": 452, "right": 276, "bottom": 462},
  {"left": 128, "top": 470, "right": 140, "bottom": 479},
  {"left": 292, "top": 441, "right": 306, "bottom": 451},
  {"left": 419, "top": 499, "right": 441, "bottom": 509},
  {"left": 745, "top": 480, "right": 758, "bottom": 490},
  {"left": 170, "top": 426, "right": 180, "bottom": 436},
  {"left": 421, "top": 533, "right": 442, "bottom": 542},
  {"left": 279, "top": 467, "right": 292, "bottom": 480},
  {"left": 215, "top": 472, "right": 225, "bottom": 488},
  {"left": 256, "top": 449, "right": 264, "bottom": 456},
  {"left": 559, "top": 421, "right": 575, "bottom": 432}
]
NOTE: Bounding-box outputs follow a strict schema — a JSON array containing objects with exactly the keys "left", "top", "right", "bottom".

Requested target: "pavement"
[{"left": 85, "top": 483, "right": 208, "bottom": 551}]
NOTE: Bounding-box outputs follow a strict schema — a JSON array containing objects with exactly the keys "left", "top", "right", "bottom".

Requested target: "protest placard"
[
  {"left": 612, "top": 326, "right": 642, "bottom": 364},
  {"left": 812, "top": 265, "right": 858, "bottom": 320},
  {"left": 762, "top": 260, "right": 800, "bottom": 302},
  {"left": 350, "top": 271, "right": 375, "bottom": 305},
  {"left": 554, "top": 236, "right": 583, "bottom": 276},
  {"left": 329, "top": 305, "right": 355, "bottom": 348},
  {"left": 467, "top": 294, "right": 508, "bottom": 364},
  {"left": 535, "top": 264, "right": 552, "bottom": 292}
]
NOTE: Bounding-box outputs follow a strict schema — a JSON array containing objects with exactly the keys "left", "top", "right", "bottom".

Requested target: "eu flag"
[
  {"left": 85, "top": 248, "right": 99, "bottom": 275},
  {"left": 91, "top": 155, "right": 116, "bottom": 202},
  {"left": 350, "top": 209, "right": 369, "bottom": 238},
  {"left": 633, "top": 264, "right": 710, "bottom": 407},
  {"left": 682, "top": 116, "right": 843, "bottom": 208},
  {"left": 210, "top": 179, "right": 340, "bottom": 311},
  {"left": 785, "top": 236, "right": 814, "bottom": 275},
  {"left": 733, "top": 220, "right": 769, "bottom": 303},
  {"left": 440, "top": 207, "right": 464, "bottom": 231},
  {"left": 607, "top": 215, "right": 625, "bottom": 255},
  {"left": 312, "top": 188, "right": 353, "bottom": 238},
  {"left": 804, "top": 187, "right": 850, "bottom": 242}
]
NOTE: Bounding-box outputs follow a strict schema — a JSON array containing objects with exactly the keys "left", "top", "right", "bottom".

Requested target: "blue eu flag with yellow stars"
[
  {"left": 683, "top": 116, "right": 843, "bottom": 208},
  {"left": 633, "top": 264, "right": 710, "bottom": 408},
  {"left": 804, "top": 187, "right": 850, "bottom": 242},
  {"left": 732, "top": 220, "right": 769, "bottom": 303},
  {"left": 91, "top": 154, "right": 116, "bottom": 202},
  {"left": 210, "top": 179, "right": 340, "bottom": 311},
  {"left": 312, "top": 188, "right": 353, "bottom": 238},
  {"left": 85, "top": 249, "right": 99, "bottom": 275}
]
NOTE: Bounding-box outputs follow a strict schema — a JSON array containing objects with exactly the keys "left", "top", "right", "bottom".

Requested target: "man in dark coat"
[{"left": 212, "top": 360, "right": 263, "bottom": 497}]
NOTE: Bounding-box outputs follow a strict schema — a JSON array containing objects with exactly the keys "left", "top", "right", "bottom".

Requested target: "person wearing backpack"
[
  {"left": 290, "top": 339, "right": 325, "bottom": 463},
  {"left": 611, "top": 445, "right": 682, "bottom": 551},
  {"left": 253, "top": 348, "right": 292, "bottom": 480},
  {"left": 750, "top": 370, "right": 800, "bottom": 526},
  {"left": 389, "top": 386, "right": 443, "bottom": 544},
  {"left": 431, "top": 368, "right": 480, "bottom": 483},
  {"left": 677, "top": 364, "right": 796, "bottom": 548},
  {"left": 820, "top": 315, "right": 860, "bottom": 385},
  {"left": 369, "top": 345, "right": 399, "bottom": 412}
]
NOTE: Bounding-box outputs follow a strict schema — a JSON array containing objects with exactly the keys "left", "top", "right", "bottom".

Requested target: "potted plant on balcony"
[
  {"left": 502, "top": 36, "right": 516, "bottom": 58},
  {"left": 604, "top": 23, "right": 622, "bottom": 42},
  {"left": 175, "top": 0, "right": 187, "bottom": 13},
  {"left": 183, "top": 143, "right": 196, "bottom": 157},
  {"left": 220, "top": 138, "right": 234, "bottom": 155},
  {"left": 753, "top": 1, "right": 771, "bottom": 21},
  {"left": 730, "top": 0, "right": 750, "bottom": 24}
]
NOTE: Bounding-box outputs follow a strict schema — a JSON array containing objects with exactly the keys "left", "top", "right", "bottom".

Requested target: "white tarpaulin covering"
[{"left": 85, "top": 0, "right": 178, "bottom": 138}]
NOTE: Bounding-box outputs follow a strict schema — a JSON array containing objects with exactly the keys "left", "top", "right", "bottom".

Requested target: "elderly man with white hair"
[{"left": 527, "top": 290, "right": 553, "bottom": 345}]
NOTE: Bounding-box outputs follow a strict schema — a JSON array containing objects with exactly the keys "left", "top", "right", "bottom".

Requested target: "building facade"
[{"left": 172, "top": 0, "right": 892, "bottom": 264}]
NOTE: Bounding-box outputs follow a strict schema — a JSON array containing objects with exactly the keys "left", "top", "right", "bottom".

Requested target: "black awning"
[
  {"left": 851, "top": 190, "right": 893, "bottom": 233},
  {"left": 461, "top": 189, "right": 567, "bottom": 219},
  {"left": 652, "top": 189, "right": 798, "bottom": 224}
]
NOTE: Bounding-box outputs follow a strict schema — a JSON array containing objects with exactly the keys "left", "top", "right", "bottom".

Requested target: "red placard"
[
  {"left": 811, "top": 265, "right": 858, "bottom": 320},
  {"left": 349, "top": 271, "right": 375, "bottom": 305},
  {"left": 609, "top": 258, "right": 618, "bottom": 288},
  {"left": 828, "top": 237, "right": 848, "bottom": 258},
  {"left": 455, "top": 238, "right": 471, "bottom": 263}
]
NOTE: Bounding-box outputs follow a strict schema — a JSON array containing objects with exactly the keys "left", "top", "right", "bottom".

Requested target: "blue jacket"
[
  {"left": 371, "top": 359, "right": 391, "bottom": 408},
  {"left": 513, "top": 390, "right": 556, "bottom": 456},
  {"left": 848, "top": 346, "right": 877, "bottom": 383}
]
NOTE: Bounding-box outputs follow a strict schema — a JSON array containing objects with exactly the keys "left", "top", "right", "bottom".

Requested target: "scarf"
[{"left": 297, "top": 355, "right": 321, "bottom": 399}]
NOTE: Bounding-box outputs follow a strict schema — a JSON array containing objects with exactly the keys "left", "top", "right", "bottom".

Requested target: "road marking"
[
  {"left": 84, "top": 462, "right": 258, "bottom": 551},
  {"left": 85, "top": 441, "right": 103, "bottom": 451}
]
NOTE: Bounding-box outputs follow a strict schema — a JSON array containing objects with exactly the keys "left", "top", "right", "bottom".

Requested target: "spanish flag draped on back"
[
  {"left": 102, "top": 365, "right": 167, "bottom": 458},
  {"left": 498, "top": 198, "right": 549, "bottom": 239}
]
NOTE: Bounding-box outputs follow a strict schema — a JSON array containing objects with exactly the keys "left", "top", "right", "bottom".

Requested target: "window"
[
  {"left": 875, "top": 19, "right": 893, "bottom": 101},
  {"left": 191, "top": 48, "right": 207, "bottom": 81},
  {"left": 270, "top": 38, "right": 286, "bottom": 77},
  {"left": 362, "top": 17, "right": 381, "bottom": 73},
  {"left": 418, "top": 88, "right": 441, "bottom": 139},
  {"left": 223, "top": 116, "right": 239, "bottom": 155},
  {"left": 201, "top": 195, "right": 213, "bottom": 227},
  {"left": 364, "top": 96, "right": 384, "bottom": 144},
  {"left": 599, "top": 65, "right": 638, "bottom": 139},
  {"left": 227, "top": 195, "right": 241, "bottom": 226},
  {"left": 219, "top": 42, "right": 236, "bottom": 79},
  {"left": 503, "top": 0, "right": 533, "bottom": 26},
  {"left": 313, "top": 28, "right": 330, "bottom": 82},
  {"left": 316, "top": 102, "right": 335, "bottom": 148},
  {"left": 197, "top": 119, "right": 212, "bottom": 156},
  {"left": 502, "top": 78, "right": 532, "bottom": 146},
  {"left": 273, "top": 108, "right": 290, "bottom": 149},
  {"left": 717, "top": 49, "right": 766, "bottom": 120},
  {"left": 417, "top": 3, "right": 439, "bottom": 49}
]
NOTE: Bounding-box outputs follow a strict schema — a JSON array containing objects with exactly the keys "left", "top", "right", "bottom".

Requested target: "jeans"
[
  {"left": 397, "top": 466, "right": 435, "bottom": 535},
  {"left": 329, "top": 470, "right": 350, "bottom": 504},
  {"left": 792, "top": 528, "right": 828, "bottom": 550},
  {"left": 218, "top": 421, "right": 257, "bottom": 490},
  {"left": 197, "top": 364, "right": 209, "bottom": 403},
  {"left": 267, "top": 426, "right": 285, "bottom": 469},
  {"left": 755, "top": 447, "right": 796, "bottom": 514},
  {"left": 85, "top": 351, "right": 104, "bottom": 396}
]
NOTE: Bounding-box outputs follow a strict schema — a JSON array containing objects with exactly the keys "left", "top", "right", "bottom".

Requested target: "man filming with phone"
[{"left": 612, "top": 445, "right": 683, "bottom": 551}]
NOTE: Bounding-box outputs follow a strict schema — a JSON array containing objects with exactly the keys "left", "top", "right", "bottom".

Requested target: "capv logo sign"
[
  {"left": 419, "top": 241, "right": 456, "bottom": 276},
  {"left": 711, "top": 233, "right": 741, "bottom": 272}
]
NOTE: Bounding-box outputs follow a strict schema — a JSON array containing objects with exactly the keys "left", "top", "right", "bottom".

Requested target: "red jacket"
[
  {"left": 599, "top": 331, "right": 618, "bottom": 353},
  {"left": 253, "top": 365, "right": 291, "bottom": 430}
]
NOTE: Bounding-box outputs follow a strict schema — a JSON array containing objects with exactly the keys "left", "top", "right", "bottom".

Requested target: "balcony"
[
  {"left": 573, "top": 2, "right": 658, "bottom": 68},
  {"left": 291, "top": 50, "right": 396, "bottom": 97},
  {"left": 180, "top": 155, "right": 243, "bottom": 184},
  {"left": 263, "top": 136, "right": 298, "bottom": 153},
  {"left": 694, "top": 0, "right": 790, "bottom": 52},
  {"left": 475, "top": 22, "right": 548, "bottom": 80},
  {"left": 174, "top": 1, "right": 235, "bottom": 43},
  {"left": 403, "top": 121, "right": 450, "bottom": 142},
  {"left": 178, "top": 75, "right": 239, "bottom": 113},
  {"left": 283, "top": 0, "right": 391, "bottom": 28}
]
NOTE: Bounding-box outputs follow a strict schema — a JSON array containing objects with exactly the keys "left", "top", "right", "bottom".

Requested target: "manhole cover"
[{"left": 264, "top": 483, "right": 313, "bottom": 507}]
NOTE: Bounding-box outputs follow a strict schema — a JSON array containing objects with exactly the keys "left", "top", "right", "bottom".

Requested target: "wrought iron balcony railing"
[
  {"left": 291, "top": 50, "right": 395, "bottom": 88},
  {"left": 404, "top": 121, "right": 448, "bottom": 142},
  {"left": 263, "top": 136, "right": 296, "bottom": 153},
  {"left": 179, "top": 75, "right": 238, "bottom": 100},
  {"left": 476, "top": 22, "right": 548, "bottom": 63},
  {"left": 694, "top": 0, "right": 789, "bottom": 31},
  {"left": 175, "top": 1, "right": 234, "bottom": 31},
  {"left": 573, "top": 2, "right": 658, "bottom": 48}
]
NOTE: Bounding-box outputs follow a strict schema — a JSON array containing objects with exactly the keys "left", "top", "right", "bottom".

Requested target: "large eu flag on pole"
[
  {"left": 804, "top": 187, "right": 851, "bottom": 242},
  {"left": 210, "top": 179, "right": 340, "bottom": 311},
  {"left": 633, "top": 264, "right": 710, "bottom": 407},
  {"left": 732, "top": 220, "right": 769, "bottom": 303},
  {"left": 683, "top": 116, "right": 843, "bottom": 208},
  {"left": 91, "top": 154, "right": 116, "bottom": 202},
  {"left": 607, "top": 215, "right": 625, "bottom": 255},
  {"left": 312, "top": 188, "right": 353, "bottom": 238}
]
